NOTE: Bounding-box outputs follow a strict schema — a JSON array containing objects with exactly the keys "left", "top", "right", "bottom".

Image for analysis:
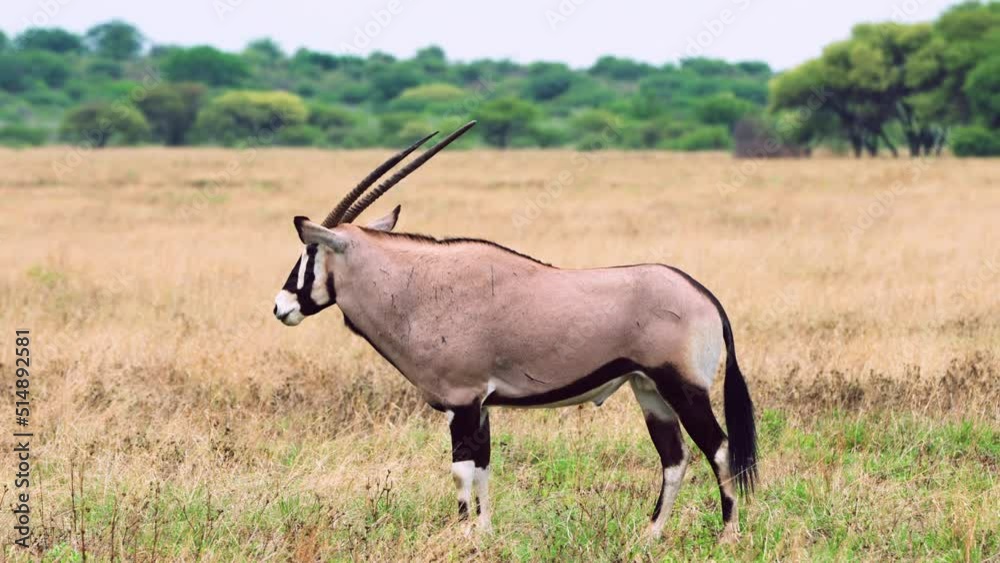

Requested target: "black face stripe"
[
  {"left": 281, "top": 256, "right": 302, "bottom": 292},
  {"left": 281, "top": 245, "right": 337, "bottom": 316}
]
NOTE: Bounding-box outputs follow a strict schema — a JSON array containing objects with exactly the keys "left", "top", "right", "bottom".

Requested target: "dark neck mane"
[{"left": 360, "top": 228, "right": 552, "bottom": 267}]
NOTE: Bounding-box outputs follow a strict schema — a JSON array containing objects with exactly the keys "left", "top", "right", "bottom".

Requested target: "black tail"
[
  {"left": 720, "top": 313, "right": 758, "bottom": 496},
  {"left": 662, "top": 266, "right": 758, "bottom": 495}
]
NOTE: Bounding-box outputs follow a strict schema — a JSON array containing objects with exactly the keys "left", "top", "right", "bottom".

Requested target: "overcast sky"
[{"left": 2, "top": 0, "right": 965, "bottom": 71}]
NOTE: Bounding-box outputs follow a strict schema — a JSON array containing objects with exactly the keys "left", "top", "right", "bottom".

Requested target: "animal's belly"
[{"left": 483, "top": 358, "right": 642, "bottom": 408}]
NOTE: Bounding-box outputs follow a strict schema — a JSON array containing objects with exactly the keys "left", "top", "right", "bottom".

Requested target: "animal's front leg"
[{"left": 448, "top": 403, "right": 491, "bottom": 531}]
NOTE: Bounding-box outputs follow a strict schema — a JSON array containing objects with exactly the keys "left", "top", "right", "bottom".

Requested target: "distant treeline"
[{"left": 0, "top": 1, "right": 997, "bottom": 156}]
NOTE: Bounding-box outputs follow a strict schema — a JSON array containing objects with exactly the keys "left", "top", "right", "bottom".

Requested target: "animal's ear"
[
  {"left": 365, "top": 204, "right": 401, "bottom": 232},
  {"left": 294, "top": 216, "right": 348, "bottom": 252}
]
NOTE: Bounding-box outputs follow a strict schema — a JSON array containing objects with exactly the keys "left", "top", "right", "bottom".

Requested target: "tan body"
[{"left": 332, "top": 226, "right": 723, "bottom": 409}]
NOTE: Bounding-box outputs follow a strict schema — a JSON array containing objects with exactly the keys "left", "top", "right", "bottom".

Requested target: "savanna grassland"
[{"left": 0, "top": 148, "right": 997, "bottom": 562}]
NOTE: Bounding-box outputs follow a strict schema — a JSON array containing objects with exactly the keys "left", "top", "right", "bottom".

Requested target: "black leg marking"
[
  {"left": 648, "top": 366, "right": 736, "bottom": 527},
  {"left": 449, "top": 403, "right": 491, "bottom": 521},
  {"left": 450, "top": 404, "right": 489, "bottom": 464},
  {"left": 645, "top": 416, "right": 684, "bottom": 522}
]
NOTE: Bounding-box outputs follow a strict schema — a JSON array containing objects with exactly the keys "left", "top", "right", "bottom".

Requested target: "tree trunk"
[
  {"left": 849, "top": 134, "right": 863, "bottom": 158},
  {"left": 879, "top": 131, "right": 898, "bottom": 158},
  {"left": 864, "top": 135, "right": 878, "bottom": 157}
]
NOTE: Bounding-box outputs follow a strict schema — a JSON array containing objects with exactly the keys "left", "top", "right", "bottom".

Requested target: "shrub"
[
  {"left": 0, "top": 124, "right": 49, "bottom": 147},
  {"left": 275, "top": 124, "right": 324, "bottom": 146},
  {"left": 23, "top": 88, "right": 72, "bottom": 108},
  {"left": 194, "top": 90, "right": 308, "bottom": 146},
  {"left": 307, "top": 103, "right": 360, "bottom": 145},
  {"left": 59, "top": 102, "right": 150, "bottom": 147},
  {"left": 86, "top": 59, "right": 124, "bottom": 79},
  {"left": 669, "top": 125, "right": 732, "bottom": 151},
  {"left": 950, "top": 126, "right": 1000, "bottom": 156},
  {"left": 694, "top": 93, "right": 757, "bottom": 129},
  {"left": 377, "top": 112, "right": 430, "bottom": 147},
  {"left": 528, "top": 121, "right": 571, "bottom": 148},
  {"left": 390, "top": 83, "right": 467, "bottom": 113}
]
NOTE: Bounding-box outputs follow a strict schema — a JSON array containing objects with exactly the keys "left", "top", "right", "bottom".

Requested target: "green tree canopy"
[
  {"left": 694, "top": 93, "right": 757, "bottom": 129},
  {"left": 194, "top": 90, "right": 308, "bottom": 145},
  {"left": 964, "top": 56, "right": 1000, "bottom": 128},
  {"left": 478, "top": 97, "right": 540, "bottom": 147},
  {"left": 244, "top": 38, "right": 285, "bottom": 64},
  {"left": 14, "top": 28, "right": 83, "bottom": 53},
  {"left": 59, "top": 102, "right": 150, "bottom": 147},
  {"left": 135, "top": 82, "right": 206, "bottom": 145},
  {"left": 0, "top": 50, "right": 71, "bottom": 92},
  {"left": 588, "top": 56, "right": 653, "bottom": 81},
  {"left": 390, "top": 83, "right": 467, "bottom": 112},
  {"left": 85, "top": 20, "right": 143, "bottom": 60},
  {"left": 524, "top": 62, "right": 575, "bottom": 101},
  {"left": 162, "top": 46, "right": 250, "bottom": 87}
]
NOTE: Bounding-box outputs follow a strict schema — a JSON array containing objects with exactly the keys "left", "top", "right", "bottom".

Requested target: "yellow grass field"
[{"left": 0, "top": 148, "right": 997, "bottom": 561}]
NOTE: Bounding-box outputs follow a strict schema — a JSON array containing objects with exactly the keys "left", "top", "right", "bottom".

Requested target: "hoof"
[
  {"left": 477, "top": 516, "right": 493, "bottom": 534},
  {"left": 645, "top": 522, "right": 664, "bottom": 541},
  {"left": 719, "top": 523, "right": 739, "bottom": 544}
]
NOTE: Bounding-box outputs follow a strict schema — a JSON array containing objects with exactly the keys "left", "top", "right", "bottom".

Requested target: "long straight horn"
[
  {"left": 341, "top": 120, "right": 477, "bottom": 224},
  {"left": 320, "top": 131, "right": 438, "bottom": 228}
]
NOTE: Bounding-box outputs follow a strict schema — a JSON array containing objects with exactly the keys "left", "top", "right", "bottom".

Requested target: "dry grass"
[{"left": 0, "top": 148, "right": 997, "bottom": 561}]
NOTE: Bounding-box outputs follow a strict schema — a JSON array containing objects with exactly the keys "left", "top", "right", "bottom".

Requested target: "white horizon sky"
[{"left": 2, "top": 0, "right": 965, "bottom": 71}]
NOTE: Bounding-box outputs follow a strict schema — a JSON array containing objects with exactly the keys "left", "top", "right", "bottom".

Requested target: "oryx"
[{"left": 273, "top": 122, "right": 758, "bottom": 540}]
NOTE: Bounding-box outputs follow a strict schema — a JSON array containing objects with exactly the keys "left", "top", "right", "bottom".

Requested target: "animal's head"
[
  {"left": 273, "top": 207, "right": 400, "bottom": 326},
  {"left": 273, "top": 120, "right": 476, "bottom": 326}
]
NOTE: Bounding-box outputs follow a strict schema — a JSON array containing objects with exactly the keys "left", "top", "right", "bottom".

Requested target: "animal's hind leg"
[
  {"left": 651, "top": 367, "right": 739, "bottom": 540},
  {"left": 630, "top": 374, "right": 689, "bottom": 539}
]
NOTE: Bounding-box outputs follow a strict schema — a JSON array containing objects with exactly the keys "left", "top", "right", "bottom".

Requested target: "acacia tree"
[
  {"left": 478, "top": 97, "right": 540, "bottom": 147},
  {"left": 135, "top": 83, "right": 206, "bottom": 145},
  {"left": 773, "top": 23, "right": 939, "bottom": 157}
]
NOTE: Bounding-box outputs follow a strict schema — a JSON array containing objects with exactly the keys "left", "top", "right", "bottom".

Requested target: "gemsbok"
[{"left": 273, "top": 121, "right": 758, "bottom": 540}]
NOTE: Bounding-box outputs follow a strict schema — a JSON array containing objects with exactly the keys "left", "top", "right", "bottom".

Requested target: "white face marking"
[
  {"left": 310, "top": 248, "right": 331, "bottom": 306},
  {"left": 274, "top": 289, "right": 304, "bottom": 326},
  {"left": 296, "top": 247, "right": 308, "bottom": 290}
]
